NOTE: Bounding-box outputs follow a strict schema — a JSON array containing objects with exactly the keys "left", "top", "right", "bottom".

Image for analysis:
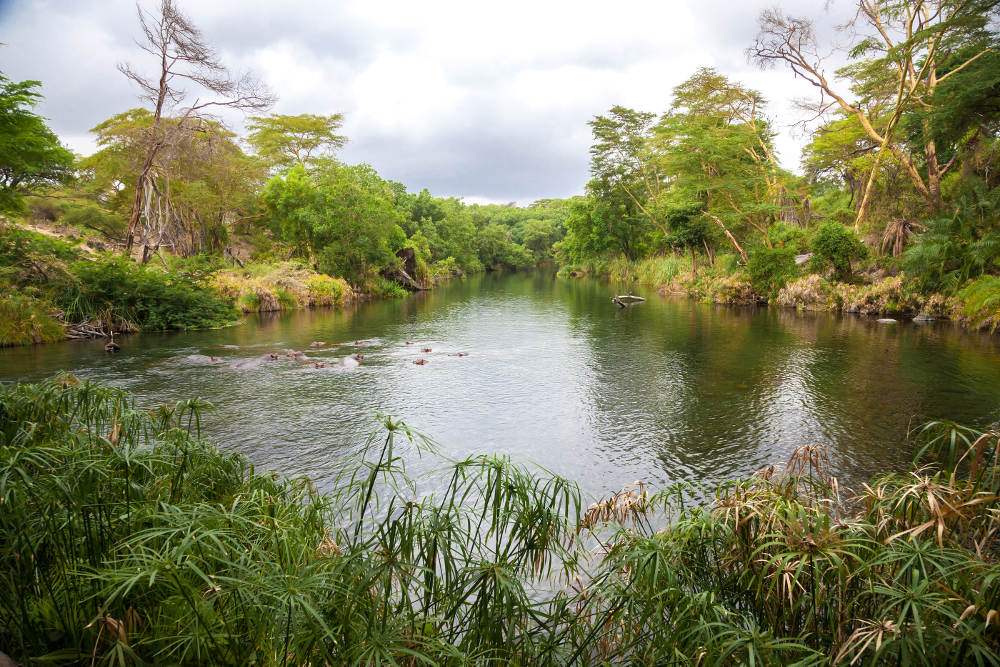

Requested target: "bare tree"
[
  {"left": 119, "top": 0, "right": 274, "bottom": 260},
  {"left": 749, "top": 1, "right": 996, "bottom": 230}
]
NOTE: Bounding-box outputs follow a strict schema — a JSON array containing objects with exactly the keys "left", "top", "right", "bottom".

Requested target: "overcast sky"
[{"left": 0, "top": 0, "right": 857, "bottom": 203}]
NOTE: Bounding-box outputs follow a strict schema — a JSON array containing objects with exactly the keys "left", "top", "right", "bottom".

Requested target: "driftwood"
[
  {"left": 612, "top": 294, "right": 646, "bottom": 308},
  {"left": 65, "top": 321, "right": 111, "bottom": 339}
]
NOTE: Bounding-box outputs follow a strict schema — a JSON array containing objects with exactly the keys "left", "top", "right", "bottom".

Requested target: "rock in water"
[
  {"left": 912, "top": 314, "right": 935, "bottom": 323},
  {"left": 877, "top": 318, "right": 898, "bottom": 323}
]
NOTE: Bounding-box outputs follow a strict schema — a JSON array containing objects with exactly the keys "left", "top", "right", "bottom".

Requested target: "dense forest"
[{"left": 2, "top": 1, "right": 1000, "bottom": 347}]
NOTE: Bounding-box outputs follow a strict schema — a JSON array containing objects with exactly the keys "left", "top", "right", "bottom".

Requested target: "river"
[{"left": 2, "top": 272, "right": 999, "bottom": 498}]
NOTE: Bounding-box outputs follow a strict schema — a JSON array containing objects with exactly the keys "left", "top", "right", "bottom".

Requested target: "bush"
[
  {"left": 373, "top": 277, "right": 407, "bottom": 297},
  {"left": 747, "top": 245, "right": 799, "bottom": 300},
  {"left": 61, "top": 204, "right": 126, "bottom": 239},
  {"left": 809, "top": 222, "right": 867, "bottom": 281},
  {"left": 959, "top": 275, "right": 1000, "bottom": 332},
  {"left": 0, "top": 291, "right": 64, "bottom": 346},
  {"left": 305, "top": 273, "right": 349, "bottom": 305},
  {"left": 58, "top": 258, "right": 236, "bottom": 331},
  {"left": 768, "top": 221, "right": 811, "bottom": 253}
]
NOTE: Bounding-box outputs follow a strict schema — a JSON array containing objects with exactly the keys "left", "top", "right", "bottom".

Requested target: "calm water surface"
[{"left": 2, "top": 273, "right": 999, "bottom": 498}]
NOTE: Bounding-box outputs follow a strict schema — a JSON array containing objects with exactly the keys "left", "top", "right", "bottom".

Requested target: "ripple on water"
[{"left": 2, "top": 273, "right": 1000, "bottom": 500}]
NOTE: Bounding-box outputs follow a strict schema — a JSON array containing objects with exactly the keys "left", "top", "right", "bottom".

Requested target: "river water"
[{"left": 2, "top": 272, "right": 999, "bottom": 498}]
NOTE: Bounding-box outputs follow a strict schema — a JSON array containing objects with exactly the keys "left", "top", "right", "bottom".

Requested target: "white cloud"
[{"left": 0, "top": 0, "right": 859, "bottom": 200}]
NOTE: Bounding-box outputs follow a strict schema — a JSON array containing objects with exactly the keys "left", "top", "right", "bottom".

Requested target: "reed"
[{"left": 2, "top": 377, "right": 999, "bottom": 665}]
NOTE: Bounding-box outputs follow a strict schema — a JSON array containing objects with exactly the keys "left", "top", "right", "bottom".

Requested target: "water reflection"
[{"left": 1, "top": 273, "right": 998, "bottom": 499}]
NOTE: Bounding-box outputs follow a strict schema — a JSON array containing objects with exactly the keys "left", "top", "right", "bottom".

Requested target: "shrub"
[
  {"left": 809, "top": 222, "right": 867, "bottom": 281},
  {"left": 432, "top": 256, "right": 463, "bottom": 277},
  {"left": 747, "top": 245, "right": 799, "bottom": 300},
  {"left": 768, "top": 221, "right": 811, "bottom": 253},
  {"left": 61, "top": 204, "right": 126, "bottom": 239},
  {"left": 0, "top": 291, "right": 64, "bottom": 346},
  {"left": 959, "top": 275, "right": 1000, "bottom": 332},
  {"left": 374, "top": 278, "right": 407, "bottom": 297},
  {"left": 306, "top": 273, "right": 349, "bottom": 306},
  {"left": 58, "top": 258, "right": 236, "bottom": 331}
]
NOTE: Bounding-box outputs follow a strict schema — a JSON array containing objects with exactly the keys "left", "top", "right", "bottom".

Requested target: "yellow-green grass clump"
[
  {"left": 212, "top": 261, "right": 353, "bottom": 313},
  {"left": 0, "top": 292, "right": 65, "bottom": 346}
]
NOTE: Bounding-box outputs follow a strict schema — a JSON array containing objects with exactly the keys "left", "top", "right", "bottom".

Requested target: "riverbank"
[
  {"left": 0, "top": 221, "right": 373, "bottom": 347},
  {"left": 3, "top": 376, "right": 999, "bottom": 664},
  {"left": 557, "top": 254, "right": 997, "bottom": 329}
]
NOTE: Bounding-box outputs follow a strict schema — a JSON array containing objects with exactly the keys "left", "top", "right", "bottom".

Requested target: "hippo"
[
  {"left": 413, "top": 359, "right": 428, "bottom": 365},
  {"left": 421, "top": 347, "right": 432, "bottom": 353}
]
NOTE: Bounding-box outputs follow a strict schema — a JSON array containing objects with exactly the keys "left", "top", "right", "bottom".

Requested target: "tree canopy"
[{"left": 0, "top": 73, "right": 73, "bottom": 212}]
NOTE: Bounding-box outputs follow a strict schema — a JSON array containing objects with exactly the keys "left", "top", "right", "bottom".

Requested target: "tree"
[
  {"left": 261, "top": 162, "right": 406, "bottom": 281},
  {"left": 0, "top": 73, "right": 73, "bottom": 212},
  {"left": 587, "top": 106, "right": 666, "bottom": 237},
  {"left": 118, "top": 0, "right": 274, "bottom": 258},
  {"left": 653, "top": 68, "right": 781, "bottom": 260},
  {"left": 245, "top": 113, "right": 346, "bottom": 169},
  {"left": 750, "top": 1, "right": 1000, "bottom": 227},
  {"left": 83, "top": 109, "right": 265, "bottom": 257}
]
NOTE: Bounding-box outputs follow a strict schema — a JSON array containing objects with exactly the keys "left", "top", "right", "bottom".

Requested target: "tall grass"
[
  {"left": 0, "top": 291, "right": 65, "bottom": 346},
  {"left": 3, "top": 378, "right": 1000, "bottom": 664}
]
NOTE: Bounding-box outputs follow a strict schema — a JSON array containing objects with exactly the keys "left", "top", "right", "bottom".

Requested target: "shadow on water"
[{"left": 2, "top": 271, "right": 999, "bottom": 498}]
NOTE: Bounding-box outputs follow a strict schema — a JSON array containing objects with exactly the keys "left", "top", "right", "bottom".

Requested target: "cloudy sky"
[{"left": 0, "top": 0, "right": 856, "bottom": 203}]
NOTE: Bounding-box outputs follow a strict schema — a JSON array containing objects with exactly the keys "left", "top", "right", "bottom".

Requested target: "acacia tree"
[
  {"left": 0, "top": 74, "right": 73, "bottom": 212},
  {"left": 119, "top": 0, "right": 274, "bottom": 260},
  {"left": 84, "top": 109, "right": 264, "bottom": 257},
  {"left": 750, "top": 1, "right": 999, "bottom": 228},
  {"left": 246, "top": 113, "right": 346, "bottom": 169},
  {"left": 654, "top": 68, "right": 782, "bottom": 260}
]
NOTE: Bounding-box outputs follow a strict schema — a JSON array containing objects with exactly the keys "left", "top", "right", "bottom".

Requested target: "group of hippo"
[{"left": 179, "top": 339, "right": 469, "bottom": 371}]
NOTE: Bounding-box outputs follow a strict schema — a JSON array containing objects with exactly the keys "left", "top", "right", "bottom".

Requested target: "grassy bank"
[
  {"left": 557, "top": 254, "right": 997, "bottom": 327},
  {"left": 0, "top": 222, "right": 368, "bottom": 346},
  {"left": 211, "top": 261, "right": 353, "bottom": 313},
  {"left": 3, "top": 378, "right": 1000, "bottom": 664}
]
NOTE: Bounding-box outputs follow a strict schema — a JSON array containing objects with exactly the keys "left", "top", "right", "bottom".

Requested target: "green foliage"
[
  {"left": 747, "top": 245, "right": 799, "bottom": 300},
  {"left": 373, "top": 278, "right": 407, "bottom": 297},
  {"left": 262, "top": 163, "right": 405, "bottom": 282},
  {"left": 959, "top": 275, "right": 1000, "bottom": 332},
  {"left": 809, "top": 222, "right": 868, "bottom": 281},
  {"left": 61, "top": 202, "right": 127, "bottom": 239},
  {"left": 903, "top": 183, "right": 1000, "bottom": 292},
  {"left": 0, "top": 291, "right": 64, "bottom": 346},
  {"left": 57, "top": 259, "right": 237, "bottom": 331},
  {"left": 5, "top": 380, "right": 1000, "bottom": 664},
  {"left": 768, "top": 221, "right": 811, "bottom": 253},
  {"left": 246, "top": 113, "right": 346, "bottom": 169},
  {"left": 0, "top": 72, "right": 74, "bottom": 212}
]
